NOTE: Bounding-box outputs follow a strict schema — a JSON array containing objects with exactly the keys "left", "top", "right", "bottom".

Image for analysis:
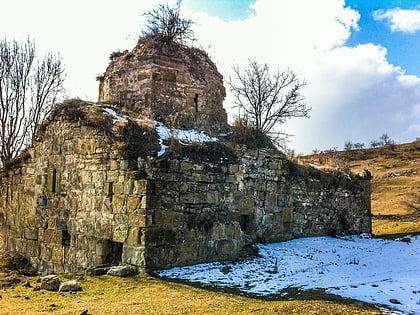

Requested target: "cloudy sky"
[{"left": 1, "top": 0, "right": 419, "bottom": 153}]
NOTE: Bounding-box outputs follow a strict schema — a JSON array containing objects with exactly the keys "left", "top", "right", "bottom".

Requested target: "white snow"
[
  {"left": 101, "top": 107, "right": 218, "bottom": 157},
  {"left": 173, "top": 129, "right": 218, "bottom": 143},
  {"left": 157, "top": 235, "right": 420, "bottom": 315},
  {"left": 102, "top": 107, "right": 128, "bottom": 123},
  {"left": 308, "top": 162, "right": 322, "bottom": 169}
]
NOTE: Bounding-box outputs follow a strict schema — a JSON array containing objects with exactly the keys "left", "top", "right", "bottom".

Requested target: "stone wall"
[
  {"left": 0, "top": 104, "right": 371, "bottom": 273},
  {"left": 98, "top": 38, "right": 228, "bottom": 134}
]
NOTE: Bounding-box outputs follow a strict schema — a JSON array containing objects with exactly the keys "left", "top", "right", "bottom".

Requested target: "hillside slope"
[{"left": 298, "top": 141, "right": 420, "bottom": 236}]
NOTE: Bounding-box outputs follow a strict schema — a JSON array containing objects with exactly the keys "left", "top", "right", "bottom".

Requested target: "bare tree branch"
[
  {"left": 228, "top": 59, "right": 310, "bottom": 143},
  {"left": 0, "top": 38, "right": 65, "bottom": 165},
  {"left": 142, "top": 0, "right": 195, "bottom": 46}
]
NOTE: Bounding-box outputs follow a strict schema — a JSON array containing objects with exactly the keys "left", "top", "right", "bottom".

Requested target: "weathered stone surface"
[
  {"left": 0, "top": 37, "right": 371, "bottom": 275},
  {"left": 85, "top": 266, "right": 110, "bottom": 276},
  {"left": 40, "top": 275, "right": 60, "bottom": 291},
  {"left": 107, "top": 265, "right": 138, "bottom": 277},
  {"left": 58, "top": 280, "right": 82, "bottom": 292},
  {"left": 98, "top": 38, "right": 228, "bottom": 135}
]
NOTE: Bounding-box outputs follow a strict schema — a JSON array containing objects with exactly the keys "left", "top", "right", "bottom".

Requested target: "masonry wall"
[
  {"left": 98, "top": 38, "right": 228, "bottom": 134},
  {"left": 145, "top": 148, "right": 371, "bottom": 270},
  {"left": 0, "top": 115, "right": 371, "bottom": 274}
]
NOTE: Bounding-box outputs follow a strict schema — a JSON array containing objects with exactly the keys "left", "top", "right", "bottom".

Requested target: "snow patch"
[
  {"left": 102, "top": 107, "right": 128, "bottom": 123},
  {"left": 308, "top": 162, "right": 322, "bottom": 169},
  {"left": 101, "top": 107, "right": 218, "bottom": 157},
  {"left": 157, "top": 235, "right": 420, "bottom": 315},
  {"left": 173, "top": 129, "right": 218, "bottom": 143}
]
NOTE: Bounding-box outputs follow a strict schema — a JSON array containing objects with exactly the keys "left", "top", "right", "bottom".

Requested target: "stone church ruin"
[{"left": 0, "top": 37, "right": 372, "bottom": 274}]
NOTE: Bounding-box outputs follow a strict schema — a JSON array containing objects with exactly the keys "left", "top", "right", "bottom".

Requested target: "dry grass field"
[
  {"left": 344, "top": 141, "right": 419, "bottom": 236},
  {"left": 1, "top": 141, "right": 418, "bottom": 314},
  {"left": 0, "top": 273, "right": 384, "bottom": 315}
]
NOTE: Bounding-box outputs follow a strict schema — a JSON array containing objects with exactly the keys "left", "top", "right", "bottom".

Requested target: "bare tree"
[
  {"left": 370, "top": 140, "right": 382, "bottom": 148},
  {"left": 379, "top": 133, "right": 395, "bottom": 146},
  {"left": 142, "top": 0, "right": 194, "bottom": 45},
  {"left": 344, "top": 141, "right": 354, "bottom": 151},
  {"left": 0, "top": 38, "right": 65, "bottom": 165},
  {"left": 228, "top": 59, "right": 310, "bottom": 140},
  {"left": 353, "top": 142, "right": 365, "bottom": 150}
]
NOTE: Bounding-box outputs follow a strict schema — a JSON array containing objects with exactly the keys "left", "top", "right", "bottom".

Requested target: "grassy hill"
[{"left": 297, "top": 140, "right": 420, "bottom": 236}]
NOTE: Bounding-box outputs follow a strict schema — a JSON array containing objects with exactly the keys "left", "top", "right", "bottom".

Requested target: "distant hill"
[{"left": 297, "top": 141, "right": 420, "bottom": 236}]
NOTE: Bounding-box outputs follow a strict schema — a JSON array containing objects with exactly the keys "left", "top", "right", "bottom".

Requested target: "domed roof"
[{"left": 98, "top": 37, "right": 228, "bottom": 134}]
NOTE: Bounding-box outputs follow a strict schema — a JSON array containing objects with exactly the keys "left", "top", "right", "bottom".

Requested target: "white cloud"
[
  {"left": 373, "top": 8, "right": 420, "bottom": 33},
  {"left": 188, "top": 1, "right": 420, "bottom": 152}
]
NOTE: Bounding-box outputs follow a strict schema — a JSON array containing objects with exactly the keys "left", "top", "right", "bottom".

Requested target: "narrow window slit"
[{"left": 194, "top": 94, "right": 199, "bottom": 112}]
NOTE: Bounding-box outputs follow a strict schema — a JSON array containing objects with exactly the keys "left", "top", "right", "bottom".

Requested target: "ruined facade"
[
  {"left": 98, "top": 37, "right": 228, "bottom": 134},
  {"left": 0, "top": 39, "right": 372, "bottom": 274}
]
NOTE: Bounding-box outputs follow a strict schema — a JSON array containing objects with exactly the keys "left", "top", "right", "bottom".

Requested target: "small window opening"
[
  {"left": 51, "top": 169, "right": 57, "bottom": 193},
  {"left": 106, "top": 182, "right": 114, "bottom": 202},
  {"left": 193, "top": 94, "right": 199, "bottom": 112},
  {"left": 239, "top": 215, "right": 250, "bottom": 232},
  {"left": 103, "top": 240, "right": 123, "bottom": 265},
  {"left": 62, "top": 230, "right": 71, "bottom": 247}
]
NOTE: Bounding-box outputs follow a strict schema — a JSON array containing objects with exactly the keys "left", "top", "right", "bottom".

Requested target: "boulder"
[
  {"left": 40, "top": 275, "right": 60, "bottom": 291},
  {"left": 106, "top": 265, "right": 138, "bottom": 277},
  {"left": 58, "top": 280, "right": 82, "bottom": 292}
]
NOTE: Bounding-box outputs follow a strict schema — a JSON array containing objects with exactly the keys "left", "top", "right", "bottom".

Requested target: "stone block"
[
  {"left": 126, "top": 227, "right": 141, "bottom": 246},
  {"left": 144, "top": 228, "right": 176, "bottom": 247},
  {"left": 179, "top": 182, "right": 188, "bottom": 193},
  {"left": 211, "top": 224, "right": 225, "bottom": 239},
  {"left": 191, "top": 173, "right": 215, "bottom": 183},
  {"left": 179, "top": 193, "right": 200, "bottom": 204},
  {"left": 122, "top": 245, "right": 145, "bottom": 267},
  {"left": 114, "top": 214, "right": 128, "bottom": 225},
  {"left": 127, "top": 196, "right": 141, "bottom": 212},
  {"left": 128, "top": 213, "right": 147, "bottom": 228},
  {"left": 134, "top": 179, "right": 151, "bottom": 194},
  {"left": 154, "top": 211, "right": 184, "bottom": 228},
  {"left": 146, "top": 195, "right": 161, "bottom": 209},
  {"left": 51, "top": 245, "right": 64, "bottom": 263},
  {"left": 265, "top": 193, "right": 278, "bottom": 210},
  {"left": 205, "top": 191, "right": 219, "bottom": 204},
  {"left": 43, "top": 229, "right": 62, "bottom": 245},
  {"left": 113, "top": 225, "right": 128, "bottom": 243},
  {"left": 229, "top": 164, "right": 239, "bottom": 174},
  {"left": 255, "top": 180, "right": 266, "bottom": 192},
  {"left": 86, "top": 266, "right": 110, "bottom": 276},
  {"left": 26, "top": 240, "right": 39, "bottom": 257},
  {"left": 107, "top": 170, "right": 119, "bottom": 182},
  {"left": 225, "top": 175, "right": 236, "bottom": 183},
  {"left": 180, "top": 161, "right": 193, "bottom": 172},
  {"left": 24, "top": 228, "right": 38, "bottom": 240},
  {"left": 112, "top": 194, "right": 126, "bottom": 213},
  {"left": 237, "top": 196, "right": 254, "bottom": 215},
  {"left": 113, "top": 182, "right": 124, "bottom": 195}
]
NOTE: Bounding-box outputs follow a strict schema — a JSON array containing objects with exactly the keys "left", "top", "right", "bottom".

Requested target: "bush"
[{"left": 226, "top": 125, "right": 275, "bottom": 150}]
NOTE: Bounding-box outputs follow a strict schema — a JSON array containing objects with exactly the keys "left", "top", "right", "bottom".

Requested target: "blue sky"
[
  {"left": 1, "top": 0, "right": 419, "bottom": 153},
  {"left": 345, "top": 0, "right": 420, "bottom": 76}
]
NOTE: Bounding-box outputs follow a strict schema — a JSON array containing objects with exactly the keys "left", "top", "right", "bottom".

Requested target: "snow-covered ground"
[{"left": 157, "top": 235, "right": 420, "bottom": 315}]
